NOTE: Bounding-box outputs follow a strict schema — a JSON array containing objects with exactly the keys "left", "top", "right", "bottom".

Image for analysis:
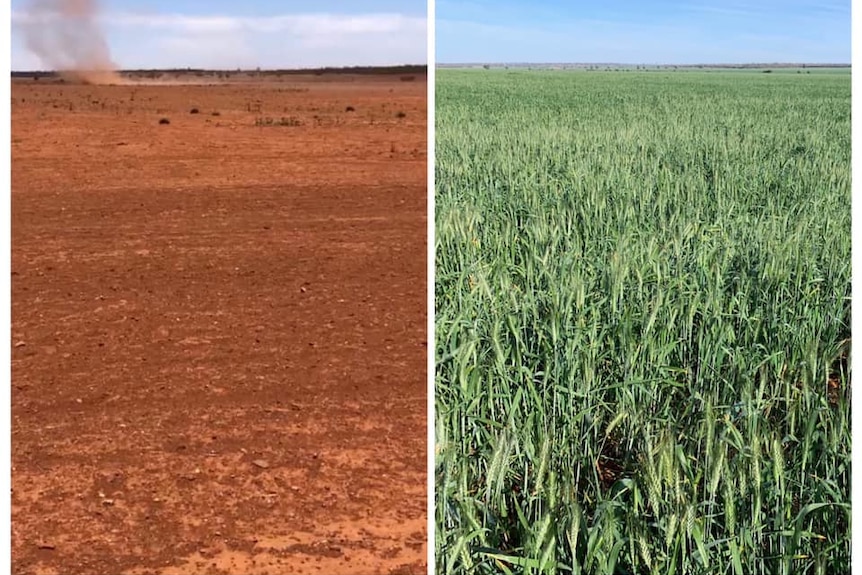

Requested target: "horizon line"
[
  {"left": 10, "top": 64, "right": 428, "bottom": 74},
  {"left": 437, "top": 62, "right": 851, "bottom": 67}
]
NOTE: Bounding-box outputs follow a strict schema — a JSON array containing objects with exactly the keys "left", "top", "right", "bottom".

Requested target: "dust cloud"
[{"left": 18, "top": 0, "right": 124, "bottom": 84}]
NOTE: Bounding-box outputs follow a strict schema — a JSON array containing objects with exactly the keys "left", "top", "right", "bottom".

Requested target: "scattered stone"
[{"left": 252, "top": 459, "right": 270, "bottom": 469}]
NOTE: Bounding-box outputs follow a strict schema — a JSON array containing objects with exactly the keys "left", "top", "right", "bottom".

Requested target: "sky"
[
  {"left": 10, "top": 0, "right": 427, "bottom": 70},
  {"left": 437, "top": 0, "right": 850, "bottom": 64}
]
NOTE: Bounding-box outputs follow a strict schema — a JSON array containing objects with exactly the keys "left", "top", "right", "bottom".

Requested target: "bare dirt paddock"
[{"left": 11, "top": 72, "right": 427, "bottom": 575}]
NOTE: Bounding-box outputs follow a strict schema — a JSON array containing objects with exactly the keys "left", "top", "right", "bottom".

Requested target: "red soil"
[{"left": 11, "top": 74, "right": 427, "bottom": 575}]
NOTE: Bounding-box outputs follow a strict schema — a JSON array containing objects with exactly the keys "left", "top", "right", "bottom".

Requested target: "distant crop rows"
[{"left": 435, "top": 70, "right": 850, "bottom": 574}]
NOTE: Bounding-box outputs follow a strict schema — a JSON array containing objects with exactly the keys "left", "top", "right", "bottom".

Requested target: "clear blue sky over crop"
[
  {"left": 11, "top": 0, "right": 426, "bottom": 70},
  {"left": 437, "top": 0, "right": 850, "bottom": 64}
]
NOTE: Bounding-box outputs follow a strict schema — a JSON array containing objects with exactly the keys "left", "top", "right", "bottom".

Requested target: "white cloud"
[
  {"left": 116, "top": 14, "right": 245, "bottom": 34},
  {"left": 9, "top": 48, "right": 43, "bottom": 71},
  {"left": 153, "top": 34, "right": 257, "bottom": 69},
  {"left": 10, "top": 9, "right": 427, "bottom": 69},
  {"left": 11, "top": 10, "right": 426, "bottom": 36}
]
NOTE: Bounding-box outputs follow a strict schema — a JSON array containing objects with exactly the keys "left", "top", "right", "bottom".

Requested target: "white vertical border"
[
  {"left": 1, "top": 0, "right": 11, "bottom": 569},
  {"left": 426, "top": 0, "right": 436, "bottom": 571},
  {"left": 852, "top": 0, "right": 860, "bottom": 570}
]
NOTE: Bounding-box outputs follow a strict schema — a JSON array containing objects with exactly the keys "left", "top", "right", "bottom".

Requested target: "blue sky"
[
  {"left": 437, "top": 0, "right": 850, "bottom": 64},
  {"left": 11, "top": 0, "right": 426, "bottom": 70}
]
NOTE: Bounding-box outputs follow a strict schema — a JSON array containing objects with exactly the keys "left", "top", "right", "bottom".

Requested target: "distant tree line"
[{"left": 11, "top": 65, "right": 427, "bottom": 79}]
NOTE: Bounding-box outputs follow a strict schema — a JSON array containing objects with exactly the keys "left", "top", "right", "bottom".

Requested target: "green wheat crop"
[{"left": 435, "top": 70, "right": 850, "bottom": 575}]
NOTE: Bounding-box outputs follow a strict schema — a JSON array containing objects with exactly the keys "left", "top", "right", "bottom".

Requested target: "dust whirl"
[{"left": 18, "top": 0, "right": 125, "bottom": 85}]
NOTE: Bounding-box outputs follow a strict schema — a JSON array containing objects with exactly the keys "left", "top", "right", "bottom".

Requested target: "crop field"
[
  {"left": 12, "top": 72, "right": 427, "bottom": 575},
  {"left": 435, "top": 70, "right": 850, "bottom": 574}
]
